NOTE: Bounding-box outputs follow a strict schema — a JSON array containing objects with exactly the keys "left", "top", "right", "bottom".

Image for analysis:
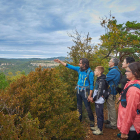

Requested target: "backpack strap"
[
  {"left": 120, "top": 84, "right": 140, "bottom": 110},
  {"left": 120, "top": 84, "right": 134, "bottom": 107},
  {"left": 86, "top": 69, "right": 92, "bottom": 85},
  {"left": 95, "top": 79, "right": 103, "bottom": 100},
  {"left": 113, "top": 67, "right": 121, "bottom": 73}
]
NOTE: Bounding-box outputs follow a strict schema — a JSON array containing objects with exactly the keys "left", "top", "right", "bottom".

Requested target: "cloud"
[
  {"left": 121, "top": 7, "right": 140, "bottom": 20},
  {"left": 0, "top": 0, "right": 140, "bottom": 58}
]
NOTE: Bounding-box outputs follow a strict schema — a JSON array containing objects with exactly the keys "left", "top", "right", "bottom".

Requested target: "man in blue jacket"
[
  {"left": 104, "top": 57, "right": 120, "bottom": 129},
  {"left": 54, "top": 58, "right": 95, "bottom": 127}
]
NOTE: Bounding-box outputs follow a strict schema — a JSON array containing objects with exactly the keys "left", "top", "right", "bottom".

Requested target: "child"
[{"left": 89, "top": 66, "right": 106, "bottom": 135}]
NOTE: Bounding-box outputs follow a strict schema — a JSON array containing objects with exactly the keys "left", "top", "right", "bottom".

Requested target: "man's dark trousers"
[{"left": 77, "top": 90, "right": 94, "bottom": 122}]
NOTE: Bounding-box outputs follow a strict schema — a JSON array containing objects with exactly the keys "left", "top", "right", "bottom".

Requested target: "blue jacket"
[
  {"left": 106, "top": 66, "right": 120, "bottom": 95},
  {"left": 66, "top": 64, "right": 94, "bottom": 90}
]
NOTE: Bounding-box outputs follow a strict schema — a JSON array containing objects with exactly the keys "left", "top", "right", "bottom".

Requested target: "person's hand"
[
  {"left": 121, "top": 133, "right": 128, "bottom": 139},
  {"left": 88, "top": 96, "right": 93, "bottom": 103},
  {"left": 54, "top": 59, "right": 66, "bottom": 66},
  {"left": 90, "top": 98, "right": 94, "bottom": 103},
  {"left": 54, "top": 59, "right": 60, "bottom": 63},
  {"left": 87, "top": 95, "right": 91, "bottom": 102}
]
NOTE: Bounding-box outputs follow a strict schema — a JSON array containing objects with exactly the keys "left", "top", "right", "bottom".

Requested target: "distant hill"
[
  {"left": 45, "top": 57, "right": 67, "bottom": 61},
  {"left": 0, "top": 57, "right": 69, "bottom": 75},
  {"left": 0, "top": 56, "right": 66, "bottom": 62}
]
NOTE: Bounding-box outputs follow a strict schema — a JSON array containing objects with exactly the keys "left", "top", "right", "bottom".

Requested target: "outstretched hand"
[
  {"left": 54, "top": 59, "right": 60, "bottom": 63},
  {"left": 54, "top": 59, "right": 66, "bottom": 66}
]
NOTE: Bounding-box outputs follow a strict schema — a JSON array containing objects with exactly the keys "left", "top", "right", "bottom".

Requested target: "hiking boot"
[
  {"left": 90, "top": 126, "right": 98, "bottom": 131},
  {"left": 105, "top": 124, "right": 117, "bottom": 129},
  {"left": 92, "top": 128, "right": 103, "bottom": 135},
  {"left": 104, "top": 120, "right": 110, "bottom": 124},
  {"left": 90, "top": 121, "right": 94, "bottom": 127}
]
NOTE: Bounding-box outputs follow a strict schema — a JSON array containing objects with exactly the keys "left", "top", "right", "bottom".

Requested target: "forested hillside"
[{"left": 0, "top": 57, "right": 66, "bottom": 75}]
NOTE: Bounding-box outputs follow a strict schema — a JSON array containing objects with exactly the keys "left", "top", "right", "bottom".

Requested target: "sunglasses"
[{"left": 126, "top": 70, "right": 132, "bottom": 72}]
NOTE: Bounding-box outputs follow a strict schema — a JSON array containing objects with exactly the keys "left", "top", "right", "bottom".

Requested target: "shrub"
[
  {"left": 0, "top": 112, "right": 46, "bottom": 140},
  {"left": 0, "top": 67, "right": 85, "bottom": 139}
]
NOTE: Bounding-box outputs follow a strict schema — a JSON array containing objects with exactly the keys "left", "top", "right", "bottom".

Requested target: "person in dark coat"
[{"left": 116, "top": 57, "right": 135, "bottom": 94}]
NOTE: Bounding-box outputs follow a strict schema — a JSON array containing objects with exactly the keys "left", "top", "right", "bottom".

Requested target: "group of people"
[{"left": 54, "top": 57, "right": 140, "bottom": 140}]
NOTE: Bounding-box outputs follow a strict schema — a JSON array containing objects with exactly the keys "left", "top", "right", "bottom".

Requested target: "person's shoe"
[
  {"left": 92, "top": 128, "right": 103, "bottom": 135},
  {"left": 105, "top": 124, "right": 117, "bottom": 129},
  {"left": 117, "top": 133, "right": 121, "bottom": 138},
  {"left": 90, "top": 121, "right": 94, "bottom": 127},
  {"left": 90, "top": 126, "right": 98, "bottom": 131},
  {"left": 104, "top": 120, "right": 110, "bottom": 124}
]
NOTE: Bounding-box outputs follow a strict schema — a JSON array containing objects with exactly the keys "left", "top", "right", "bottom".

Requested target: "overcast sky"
[{"left": 0, "top": 0, "right": 140, "bottom": 58}]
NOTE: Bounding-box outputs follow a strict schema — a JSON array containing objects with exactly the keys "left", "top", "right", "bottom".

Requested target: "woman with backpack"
[{"left": 117, "top": 62, "right": 140, "bottom": 140}]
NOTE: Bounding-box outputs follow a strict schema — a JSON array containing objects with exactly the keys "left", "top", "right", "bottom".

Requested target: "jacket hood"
[
  {"left": 96, "top": 74, "right": 106, "bottom": 81},
  {"left": 95, "top": 74, "right": 106, "bottom": 90}
]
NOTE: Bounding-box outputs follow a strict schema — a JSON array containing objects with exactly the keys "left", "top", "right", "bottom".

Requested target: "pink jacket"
[{"left": 117, "top": 80, "right": 140, "bottom": 134}]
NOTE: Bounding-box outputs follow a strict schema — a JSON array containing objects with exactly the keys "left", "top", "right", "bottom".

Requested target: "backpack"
[
  {"left": 77, "top": 69, "right": 94, "bottom": 97},
  {"left": 78, "top": 68, "right": 93, "bottom": 88},
  {"left": 119, "top": 84, "right": 140, "bottom": 114},
  {"left": 103, "top": 80, "right": 111, "bottom": 100},
  {"left": 94, "top": 78, "right": 111, "bottom": 101}
]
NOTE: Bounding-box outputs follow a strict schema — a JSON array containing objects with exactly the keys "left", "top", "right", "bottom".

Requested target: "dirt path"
[
  {"left": 84, "top": 122, "right": 120, "bottom": 140},
  {"left": 85, "top": 96, "right": 120, "bottom": 140}
]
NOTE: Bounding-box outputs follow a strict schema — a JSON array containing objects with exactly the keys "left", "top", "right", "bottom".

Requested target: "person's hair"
[
  {"left": 111, "top": 57, "right": 119, "bottom": 66},
  {"left": 96, "top": 66, "right": 104, "bottom": 74},
  {"left": 125, "top": 57, "right": 135, "bottom": 64},
  {"left": 79, "top": 58, "right": 89, "bottom": 69},
  {"left": 128, "top": 62, "right": 140, "bottom": 80}
]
